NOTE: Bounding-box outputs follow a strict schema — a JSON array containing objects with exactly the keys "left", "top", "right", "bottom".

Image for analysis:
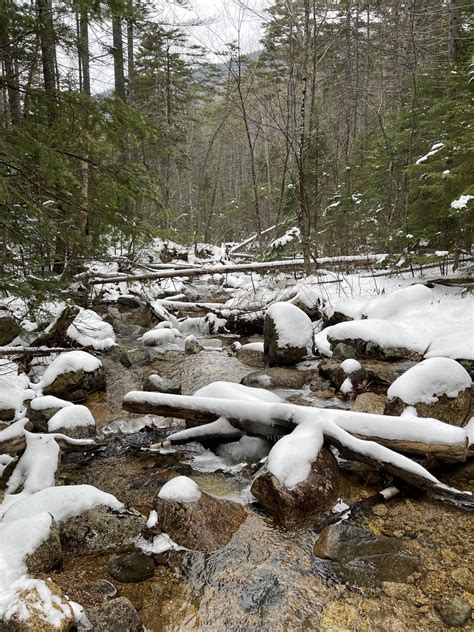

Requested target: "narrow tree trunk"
[
  {"left": 37, "top": 0, "right": 57, "bottom": 123},
  {"left": 0, "top": 0, "right": 21, "bottom": 124},
  {"left": 112, "top": 15, "right": 126, "bottom": 101}
]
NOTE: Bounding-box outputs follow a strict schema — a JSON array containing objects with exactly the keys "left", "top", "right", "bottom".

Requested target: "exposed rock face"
[
  {"left": 251, "top": 447, "right": 340, "bottom": 527},
  {"left": 352, "top": 392, "right": 386, "bottom": 414},
  {"left": 313, "top": 523, "right": 419, "bottom": 588},
  {"left": 60, "top": 506, "right": 144, "bottom": 556},
  {"left": 0, "top": 310, "right": 20, "bottom": 345},
  {"left": 154, "top": 488, "right": 247, "bottom": 552},
  {"left": 25, "top": 517, "right": 63, "bottom": 574},
  {"left": 86, "top": 597, "right": 144, "bottom": 632},
  {"left": 330, "top": 365, "right": 369, "bottom": 393},
  {"left": 264, "top": 303, "right": 313, "bottom": 367},
  {"left": 385, "top": 390, "right": 471, "bottom": 427},
  {"left": 43, "top": 366, "right": 106, "bottom": 402},
  {"left": 119, "top": 347, "right": 151, "bottom": 368},
  {"left": 143, "top": 373, "right": 181, "bottom": 394},
  {"left": 241, "top": 367, "right": 307, "bottom": 390},
  {"left": 108, "top": 550, "right": 155, "bottom": 583}
]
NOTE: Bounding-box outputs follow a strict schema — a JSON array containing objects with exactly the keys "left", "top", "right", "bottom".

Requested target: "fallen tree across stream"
[{"left": 123, "top": 391, "right": 473, "bottom": 508}]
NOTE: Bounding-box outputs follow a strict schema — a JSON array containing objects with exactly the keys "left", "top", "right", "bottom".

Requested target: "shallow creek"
[{"left": 51, "top": 305, "right": 474, "bottom": 631}]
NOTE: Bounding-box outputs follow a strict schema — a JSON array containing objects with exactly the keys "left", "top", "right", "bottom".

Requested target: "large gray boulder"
[{"left": 263, "top": 302, "right": 313, "bottom": 367}]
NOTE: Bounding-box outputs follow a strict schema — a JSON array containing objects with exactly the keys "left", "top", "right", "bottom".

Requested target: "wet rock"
[
  {"left": 26, "top": 517, "right": 63, "bottom": 574},
  {"left": 87, "top": 597, "right": 143, "bottom": 631},
  {"left": 119, "top": 347, "right": 151, "bottom": 368},
  {"left": 313, "top": 523, "right": 419, "bottom": 588},
  {"left": 0, "top": 309, "right": 20, "bottom": 345},
  {"left": 235, "top": 346, "right": 265, "bottom": 368},
  {"left": 154, "top": 482, "right": 247, "bottom": 552},
  {"left": 43, "top": 366, "right": 106, "bottom": 403},
  {"left": 241, "top": 367, "right": 307, "bottom": 390},
  {"left": 0, "top": 580, "right": 74, "bottom": 631},
  {"left": 251, "top": 447, "right": 340, "bottom": 527},
  {"left": 108, "top": 550, "right": 155, "bottom": 583},
  {"left": 434, "top": 596, "right": 472, "bottom": 627},
  {"left": 264, "top": 302, "right": 313, "bottom": 367},
  {"left": 332, "top": 343, "right": 357, "bottom": 360},
  {"left": 60, "top": 506, "right": 144, "bottom": 556},
  {"left": 239, "top": 569, "right": 283, "bottom": 613},
  {"left": 143, "top": 373, "right": 181, "bottom": 394},
  {"left": 216, "top": 435, "right": 272, "bottom": 464},
  {"left": 352, "top": 392, "right": 386, "bottom": 414},
  {"left": 184, "top": 335, "right": 204, "bottom": 354}
]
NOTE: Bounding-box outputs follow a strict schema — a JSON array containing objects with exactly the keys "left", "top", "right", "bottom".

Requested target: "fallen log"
[
  {"left": 0, "top": 346, "right": 71, "bottom": 357},
  {"left": 32, "top": 305, "right": 79, "bottom": 347}
]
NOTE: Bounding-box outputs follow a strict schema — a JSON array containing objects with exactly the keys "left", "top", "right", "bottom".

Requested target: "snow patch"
[
  {"left": 47, "top": 405, "right": 95, "bottom": 432},
  {"left": 158, "top": 476, "right": 201, "bottom": 503}
]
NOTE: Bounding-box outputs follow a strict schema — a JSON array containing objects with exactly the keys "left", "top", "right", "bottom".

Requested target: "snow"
[
  {"left": 387, "top": 358, "right": 471, "bottom": 405},
  {"left": 2, "top": 484, "right": 123, "bottom": 522},
  {"left": 340, "top": 377, "right": 353, "bottom": 394},
  {"left": 194, "top": 381, "right": 283, "bottom": 403},
  {"left": 38, "top": 351, "right": 102, "bottom": 389},
  {"left": 269, "top": 227, "right": 301, "bottom": 250},
  {"left": 451, "top": 194, "right": 473, "bottom": 210},
  {"left": 47, "top": 405, "right": 95, "bottom": 432},
  {"left": 362, "top": 284, "right": 433, "bottom": 320},
  {"left": 0, "top": 385, "right": 33, "bottom": 418},
  {"left": 29, "top": 395, "right": 73, "bottom": 412},
  {"left": 167, "top": 416, "right": 241, "bottom": 444},
  {"left": 266, "top": 302, "right": 314, "bottom": 350},
  {"left": 67, "top": 308, "right": 116, "bottom": 350},
  {"left": 415, "top": 142, "right": 444, "bottom": 164},
  {"left": 240, "top": 341, "right": 264, "bottom": 352},
  {"left": 340, "top": 359, "right": 361, "bottom": 374},
  {"left": 136, "top": 532, "right": 183, "bottom": 554},
  {"left": 0, "top": 418, "right": 31, "bottom": 444},
  {"left": 0, "top": 454, "right": 14, "bottom": 477},
  {"left": 146, "top": 510, "right": 158, "bottom": 529},
  {"left": 158, "top": 476, "right": 202, "bottom": 503},
  {"left": 141, "top": 327, "right": 177, "bottom": 347},
  {"left": 6, "top": 432, "right": 60, "bottom": 495}
]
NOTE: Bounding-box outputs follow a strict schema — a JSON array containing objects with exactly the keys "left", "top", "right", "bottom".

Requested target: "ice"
[{"left": 158, "top": 476, "right": 201, "bottom": 503}]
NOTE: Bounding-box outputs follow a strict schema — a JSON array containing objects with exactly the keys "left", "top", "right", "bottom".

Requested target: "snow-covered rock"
[
  {"left": 216, "top": 435, "right": 272, "bottom": 464},
  {"left": 264, "top": 302, "right": 314, "bottom": 366},
  {"left": 5, "top": 432, "right": 60, "bottom": 495},
  {"left": 47, "top": 404, "right": 96, "bottom": 439},
  {"left": 37, "top": 351, "right": 106, "bottom": 402},
  {"left": 385, "top": 358, "right": 472, "bottom": 426},
  {"left": 67, "top": 308, "right": 116, "bottom": 350},
  {"left": 184, "top": 334, "right": 204, "bottom": 354},
  {"left": 142, "top": 373, "right": 181, "bottom": 394},
  {"left": 158, "top": 476, "right": 201, "bottom": 503},
  {"left": 141, "top": 327, "right": 177, "bottom": 348},
  {"left": 27, "top": 395, "right": 74, "bottom": 433},
  {"left": 362, "top": 284, "right": 433, "bottom": 320}
]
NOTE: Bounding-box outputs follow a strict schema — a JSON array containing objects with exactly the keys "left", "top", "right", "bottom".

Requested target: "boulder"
[
  {"left": 0, "top": 310, "right": 20, "bottom": 345},
  {"left": 119, "top": 347, "right": 151, "bottom": 368},
  {"left": 143, "top": 373, "right": 181, "bottom": 395},
  {"left": 154, "top": 476, "right": 246, "bottom": 552},
  {"left": 332, "top": 342, "right": 357, "bottom": 360},
  {"left": 241, "top": 367, "right": 307, "bottom": 390},
  {"left": 184, "top": 335, "right": 204, "bottom": 355},
  {"left": 25, "top": 517, "right": 63, "bottom": 574},
  {"left": 41, "top": 352, "right": 106, "bottom": 403},
  {"left": 86, "top": 597, "right": 143, "bottom": 632},
  {"left": 46, "top": 404, "right": 96, "bottom": 439},
  {"left": 263, "top": 302, "right": 313, "bottom": 367},
  {"left": 235, "top": 346, "right": 265, "bottom": 368},
  {"left": 314, "top": 523, "right": 419, "bottom": 588},
  {"left": 26, "top": 396, "right": 73, "bottom": 433},
  {"left": 251, "top": 446, "right": 340, "bottom": 527},
  {"left": 352, "top": 392, "right": 386, "bottom": 414},
  {"left": 60, "top": 506, "right": 144, "bottom": 556},
  {"left": 108, "top": 550, "right": 155, "bottom": 583},
  {"left": 385, "top": 358, "right": 472, "bottom": 426}
]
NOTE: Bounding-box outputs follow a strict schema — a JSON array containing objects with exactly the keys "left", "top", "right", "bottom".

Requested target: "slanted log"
[{"left": 32, "top": 306, "right": 80, "bottom": 347}]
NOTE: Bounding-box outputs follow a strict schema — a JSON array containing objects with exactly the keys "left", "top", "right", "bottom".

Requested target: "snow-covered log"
[{"left": 0, "top": 346, "right": 71, "bottom": 357}]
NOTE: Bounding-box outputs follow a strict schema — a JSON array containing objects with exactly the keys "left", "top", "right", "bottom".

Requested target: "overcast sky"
[{"left": 81, "top": 0, "right": 268, "bottom": 93}]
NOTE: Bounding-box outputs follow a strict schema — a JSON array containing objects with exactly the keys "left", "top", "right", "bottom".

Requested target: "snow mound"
[
  {"left": 39, "top": 351, "right": 102, "bottom": 389},
  {"left": 340, "top": 359, "right": 362, "bottom": 374},
  {"left": 141, "top": 328, "right": 177, "bottom": 347},
  {"left": 425, "top": 331, "right": 474, "bottom": 361},
  {"left": 387, "top": 358, "right": 471, "bottom": 405},
  {"left": 47, "top": 405, "right": 95, "bottom": 432},
  {"left": 266, "top": 302, "right": 313, "bottom": 350},
  {"left": 158, "top": 476, "right": 201, "bottom": 503},
  {"left": 67, "top": 308, "right": 116, "bottom": 350},
  {"left": 29, "top": 395, "right": 73, "bottom": 412},
  {"left": 2, "top": 484, "right": 123, "bottom": 522},
  {"left": 194, "top": 381, "right": 283, "bottom": 403},
  {"left": 6, "top": 432, "right": 60, "bottom": 495},
  {"left": 325, "top": 319, "right": 429, "bottom": 354},
  {"left": 0, "top": 385, "right": 33, "bottom": 418},
  {"left": 240, "top": 341, "right": 264, "bottom": 352},
  {"left": 362, "top": 284, "right": 433, "bottom": 320}
]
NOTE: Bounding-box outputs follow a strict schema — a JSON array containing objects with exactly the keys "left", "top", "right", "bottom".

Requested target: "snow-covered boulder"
[
  {"left": 0, "top": 386, "right": 33, "bottom": 422},
  {"left": 154, "top": 476, "right": 246, "bottom": 552},
  {"left": 184, "top": 334, "right": 204, "bottom": 354},
  {"left": 235, "top": 341, "right": 265, "bottom": 368},
  {"left": 141, "top": 327, "right": 178, "bottom": 348},
  {"left": 67, "top": 308, "right": 116, "bottom": 350},
  {"left": 38, "top": 351, "right": 106, "bottom": 402},
  {"left": 27, "top": 395, "right": 73, "bottom": 432},
  {"left": 385, "top": 358, "right": 472, "bottom": 426},
  {"left": 251, "top": 445, "right": 340, "bottom": 528},
  {"left": 264, "top": 302, "right": 313, "bottom": 366},
  {"left": 362, "top": 284, "right": 433, "bottom": 320},
  {"left": 47, "top": 404, "right": 96, "bottom": 439},
  {"left": 143, "top": 373, "right": 181, "bottom": 395}
]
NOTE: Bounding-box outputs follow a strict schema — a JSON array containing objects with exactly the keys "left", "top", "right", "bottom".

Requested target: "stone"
[
  {"left": 235, "top": 347, "right": 265, "bottom": 368},
  {"left": 143, "top": 373, "right": 181, "bottom": 394},
  {"left": 385, "top": 390, "right": 471, "bottom": 427},
  {"left": 26, "top": 400, "right": 72, "bottom": 433},
  {"left": 108, "top": 550, "right": 155, "bottom": 583},
  {"left": 241, "top": 367, "right": 307, "bottom": 390},
  {"left": 313, "top": 523, "right": 419, "bottom": 588},
  {"left": 251, "top": 446, "right": 340, "bottom": 527},
  {"left": 60, "top": 506, "right": 144, "bottom": 556},
  {"left": 332, "top": 343, "right": 357, "bottom": 360},
  {"left": 0, "top": 310, "right": 20, "bottom": 345},
  {"left": 117, "top": 295, "right": 143, "bottom": 308},
  {"left": 0, "top": 580, "right": 74, "bottom": 631},
  {"left": 154, "top": 487, "right": 247, "bottom": 552},
  {"left": 434, "top": 596, "right": 472, "bottom": 627},
  {"left": 330, "top": 365, "right": 369, "bottom": 393},
  {"left": 238, "top": 570, "right": 282, "bottom": 613},
  {"left": 352, "top": 392, "right": 386, "bottom": 414},
  {"left": 184, "top": 335, "right": 204, "bottom": 354},
  {"left": 319, "top": 601, "right": 359, "bottom": 631},
  {"left": 43, "top": 366, "right": 106, "bottom": 402},
  {"left": 86, "top": 597, "right": 143, "bottom": 631},
  {"left": 263, "top": 302, "right": 313, "bottom": 367},
  {"left": 119, "top": 347, "right": 151, "bottom": 368},
  {"left": 26, "top": 517, "right": 63, "bottom": 574},
  {"left": 451, "top": 567, "right": 474, "bottom": 594}
]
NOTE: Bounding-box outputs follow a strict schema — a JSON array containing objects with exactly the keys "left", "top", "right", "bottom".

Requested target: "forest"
[{"left": 0, "top": 2, "right": 473, "bottom": 631}]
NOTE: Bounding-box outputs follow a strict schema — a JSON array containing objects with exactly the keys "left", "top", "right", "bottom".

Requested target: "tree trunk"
[
  {"left": 37, "top": 0, "right": 57, "bottom": 123},
  {"left": 0, "top": 0, "right": 21, "bottom": 124},
  {"left": 112, "top": 15, "right": 126, "bottom": 101}
]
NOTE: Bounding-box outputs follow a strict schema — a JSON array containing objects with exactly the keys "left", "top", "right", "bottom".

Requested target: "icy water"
[{"left": 53, "top": 304, "right": 474, "bottom": 631}]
